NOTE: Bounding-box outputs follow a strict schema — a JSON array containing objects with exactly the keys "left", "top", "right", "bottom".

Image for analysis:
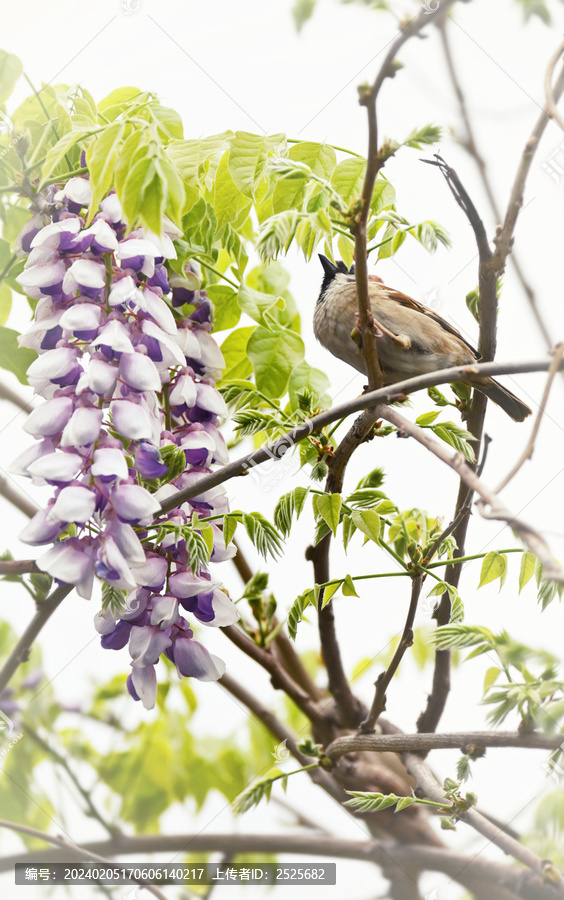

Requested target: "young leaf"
[
  {"left": 314, "top": 492, "right": 341, "bottom": 536},
  {"left": 288, "top": 588, "right": 315, "bottom": 640},
  {"left": 478, "top": 551, "right": 508, "bottom": 589},
  {"left": 320, "top": 581, "right": 340, "bottom": 609},
  {"left": 342, "top": 574, "right": 359, "bottom": 598},
  {"left": 519, "top": 551, "right": 536, "bottom": 593},
  {"left": 273, "top": 486, "right": 310, "bottom": 538},
  {"left": 351, "top": 509, "right": 381, "bottom": 544},
  {"left": 246, "top": 326, "right": 304, "bottom": 398}
]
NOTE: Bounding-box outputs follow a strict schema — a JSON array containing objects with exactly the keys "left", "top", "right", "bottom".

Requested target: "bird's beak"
[{"left": 318, "top": 254, "right": 338, "bottom": 277}]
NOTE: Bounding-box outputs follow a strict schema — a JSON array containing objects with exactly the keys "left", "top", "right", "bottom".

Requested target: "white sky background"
[{"left": 1, "top": 0, "right": 564, "bottom": 898}]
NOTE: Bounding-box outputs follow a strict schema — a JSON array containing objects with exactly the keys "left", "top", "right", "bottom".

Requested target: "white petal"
[{"left": 51, "top": 485, "right": 96, "bottom": 523}]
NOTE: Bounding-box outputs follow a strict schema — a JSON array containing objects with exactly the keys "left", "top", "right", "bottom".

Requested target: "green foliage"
[
  {"left": 478, "top": 551, "right": 508, "bottom": 589},
  {"left": 515, "top": 0, "right": 550, "bottom": 22},
  {"left": 344, "top": 791, "right": 416, "bottom": 813},
  {"left": 288, "top": 588, "right": 316, "bottom": 640},
  {"left": 274, "top": 486, "right": 310, "bottom": 538},
  {"left": 415, "top": 414, "right": 476, "bottom": 462},
  {"left": 0, "top": 326, "right": 36, "bottom": 384},
  {"left": 0, "top": 49, "right": 22, "bottom": 103}
]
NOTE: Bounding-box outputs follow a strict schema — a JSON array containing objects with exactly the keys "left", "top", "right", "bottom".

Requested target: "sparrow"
[{"left": 314, "top": 255, "right": 532, "bottom": 422}]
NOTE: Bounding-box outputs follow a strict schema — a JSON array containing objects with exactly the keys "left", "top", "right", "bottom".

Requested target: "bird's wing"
[{"left": 383, "top": 287, "right": 480, "bottom": 359}]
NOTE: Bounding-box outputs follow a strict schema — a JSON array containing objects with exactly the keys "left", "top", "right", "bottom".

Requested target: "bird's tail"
[{"left": 475, "top": 378, "right": 532, "bottom": 422}]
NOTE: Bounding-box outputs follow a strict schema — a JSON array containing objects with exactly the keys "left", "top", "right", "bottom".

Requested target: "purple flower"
[
  {"left": 132, "top": 555, "right": 168, "bottom": 590},
  {"left": 37, "top": 538, "right": 95, "bottom": 600},
  {"left": 171, "top": 636, "right": 226, "bottom": 681},
  {"left": 134, "top": 441, "right": 167, "bottom": 479},
  {"left": 119, "top": 351, "right": 162, "bottom": 392},
  {"left": 51, "top": 483, "right": 97, "bottom": 524},
  {"left": 62, "top": 258, "right": 106, "bottom": 298},
  {"left": 60, "top": 407, "right": 104, "bottom": 448},
  {"left": 24, "top": 396, "right": 74, "bottom": 437},
  {"left": 129, "top": 625, "right": 171, "bottom": 666},
  {"left": 127, "top": 663, "right": 157, "bottom": 710},
  {"left": 111, "top": 484, "right": 161, "bottom": 523}
]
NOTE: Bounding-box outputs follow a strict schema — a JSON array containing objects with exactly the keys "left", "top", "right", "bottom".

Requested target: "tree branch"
[
  {"left": 380, "top": 405, "right": 564, "bottom": 584},
  {"left": 307, "top": 409, "right": 379, "bottom": 730},
  {"left": 360, "top": 574, "right": 424, "bottom": 733},
  {"left": 0, "top": 583, "right": 73, "bottom": 695},
  {"left": 157, "top": 355, "right": 564, "bottom": 516},
  {"left": 406, "top": 753, "right": 563, "bottom": 888},
  {"left": 0, "top": 559, "right": 39, "bottom": 575},
  {"left": 1, "top": 826, "right": 562, "bottom": 900},
  {"left": 326, "top": 730, "right": 564, "bottom": 760},
  {"left": 495, "top": 343, "right": 564, "bottom": 493},
  {"left": 0, "top": 819, "right": 168, "bottom": 900},
  {"left": 544, "top": 39, "right": 564, "bottom": 132}
]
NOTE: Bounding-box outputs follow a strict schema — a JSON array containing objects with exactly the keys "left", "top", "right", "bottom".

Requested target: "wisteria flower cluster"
[{"left": 12, "top": 175, "right": 239, "bottom": 709}]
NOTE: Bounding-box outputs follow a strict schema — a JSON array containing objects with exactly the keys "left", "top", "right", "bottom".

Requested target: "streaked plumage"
[{"left": 314, "top": 256, "right": 531, "bottom": 422}]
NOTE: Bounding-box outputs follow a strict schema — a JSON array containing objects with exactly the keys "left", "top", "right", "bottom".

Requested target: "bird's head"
[{"left": 318, "top": 254, "right": 353, "bottom": 303}]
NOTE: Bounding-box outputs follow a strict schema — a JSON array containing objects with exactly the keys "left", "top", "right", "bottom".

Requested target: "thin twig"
[
  {"left": 22, "top": 724, "right": 120, "bottom": 836},
  {"left": 381, "top": 405, "right": 564, "bottom": 584},
  {"left": 0, "top": 584, "right": 72, "bottom": 695},
  {"left": 0, "top": 819, "right": 168, "bottom": 900},
  {"left": 326, "top": 730, "right": 564, "bottom": 760},
  {"left": 544, "top": 39, "right": 564, "bottom": 132},
  {"left": 360, "top": 575, "right": 424, "bottom": 733},
  {"left": 0, "top": 559, "right": 38, "bottom": 575},
  {"left": 406, "top": 753, "right": 562, "bottom": 886},
  {"left": 496, "top": 343, "right": 564, "bottom": 493}
]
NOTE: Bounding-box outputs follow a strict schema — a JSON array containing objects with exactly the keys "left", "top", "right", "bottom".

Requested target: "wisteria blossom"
[{"left": 13, "top": 178, "right": 238, "bottom": 709}]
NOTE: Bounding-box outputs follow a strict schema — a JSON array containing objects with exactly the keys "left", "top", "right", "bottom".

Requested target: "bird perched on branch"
[{"left": 314, "top": 255, "right": 532, "bottom": 422}]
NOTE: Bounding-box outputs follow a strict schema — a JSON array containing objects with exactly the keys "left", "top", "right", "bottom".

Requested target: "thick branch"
[
  {"left": 218, "top": 673, "right": 343, "bottom": 802},
  {"left": 360, "top": 575, "right": 424, "bottom": 733},
  {"left": 0, "top": 559, "right": 39, "bottom": 575},
  {"left": 326, "top": 730, "right": 564, "bottom": 760},
  {"left": 221, "top": 624, "right": 333, "bottom": 740},
  {"left": 1, "top": 827, "right": 562, "bottom": 900}
]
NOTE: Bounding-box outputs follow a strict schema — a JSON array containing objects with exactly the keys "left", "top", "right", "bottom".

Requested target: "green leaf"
[
  {"left": 223, "top": 514, "right": 238, "bottom": 547},
  {"left": 288, "top": 361, "right": 329, "bottom": 407},
  {"left": 246, "top": 326, "right": 304, "bottom": 398},
  {"left": 395, "top": 796, "right": 416, "bottom": 811},
  {"left": 430, "top": 421, "right": 476, "bottom": 463},
  {"left": 519, "top": 552, "right": 536, "bottom": 593},
  {"left": 121, "top": 154, "right": 154, "bottom": 227},
  {"left": 288, "top": 588, "right": 315, "bottom": 640},
  {"left": 242, "top": 512, "right": 284, "bottom": 559},
  {"left": 351, "top": 509, "right": 381, "bottom": 544},
  {"left": 98, "top": 86, "right": 145, "bottom": 118},
  {"left": 219, "top": 327, "right": 254, "bottom": 381},
  {"left": 0, "top": 50, "right": 22, "bottom": 103},
  {"left": 314, "top": 492, "right": 341, "bottom": 536},
  {"left": 370, "top": 177, "right": 396, "bottom": 214},
  {"left": 483, "top": 666, "right": 501, "bottom": 695},
  {"left": 141, "top": 166, "right": 166, "bottom": 233},
  {"left": 40, "top": 129, "right": 92, "bottom": 183},
  {"left": 338, "top": 233, "right": 355, "bottom": 268},
  {"left": 274, "top": 486, "right": 310, "bottom": 538},
  {"left": 342, "top": 574, "right": 359, "bottom": 598},
  {"left": 0, "top": 327, "right": 36, "bottom": 384},
  {"left": 478, "top": 551, "right": 508, "bottom": 589},
  {"left": 213, "top": 150, "right": 251, "bottom": 230},
  {"left": 205, "top": 284, "right": 241, "bottom": 332},
  {"left": 288, "top": 142, "right": 336, "bottom": 179},
  {"left": 86, "top": 121, "right": 125, "bottom": 223},
  {"left": 320, "top": 580, "right": 340, "bottom": 609},
  {"left": 292, "top": 0, "right": 316, "bottom": 30},
  {"left": 0, "top": 282, "right": 11, "bottom": 325},
  {"left": 144, "top": 103, "right": 184, "bottom": 141},
  {"left": 238, "top": 284, "right": 283, "bottom": 325},
  {"left": 331, "top": 157, "right": 365, "bottom": 202},
  {"left": 416, "top": 410, "right": 441, "bottom": 426},
  {"left": 403, "top": 124, "right": 442, "bottom": 149}
]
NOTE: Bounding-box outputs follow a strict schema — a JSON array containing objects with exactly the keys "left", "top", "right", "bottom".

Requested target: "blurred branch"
[
  {"left": 1, "top": 826, "right": 562, "bottom": 899},
  {"left": 0, "top": 559, "right": 38, "bottom": 575},
  {"left": 496, "top": 342, "right": 564, "bottom": 493},
  {"left": 0, "top": 382, "right": 33, "bottom": 413},
  {"left": 544, "top": 39, "right": 564, "bottom": 133},
  {"left": 0, "top": 583, "right": 73, "bottom": 695},
  {"left": 0, "top": 472, "right": 39, "bottom": 519},
  {"left": 326, "top": 730, "right": 564, "bottom": 759},
  {"left": 0, "top": 819, "right": 168, "bottom": 900}
]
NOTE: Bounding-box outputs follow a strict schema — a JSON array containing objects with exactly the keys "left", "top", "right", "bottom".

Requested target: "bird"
[{"left": 314, "top": 255, "right": 532, "bottom": 422}]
